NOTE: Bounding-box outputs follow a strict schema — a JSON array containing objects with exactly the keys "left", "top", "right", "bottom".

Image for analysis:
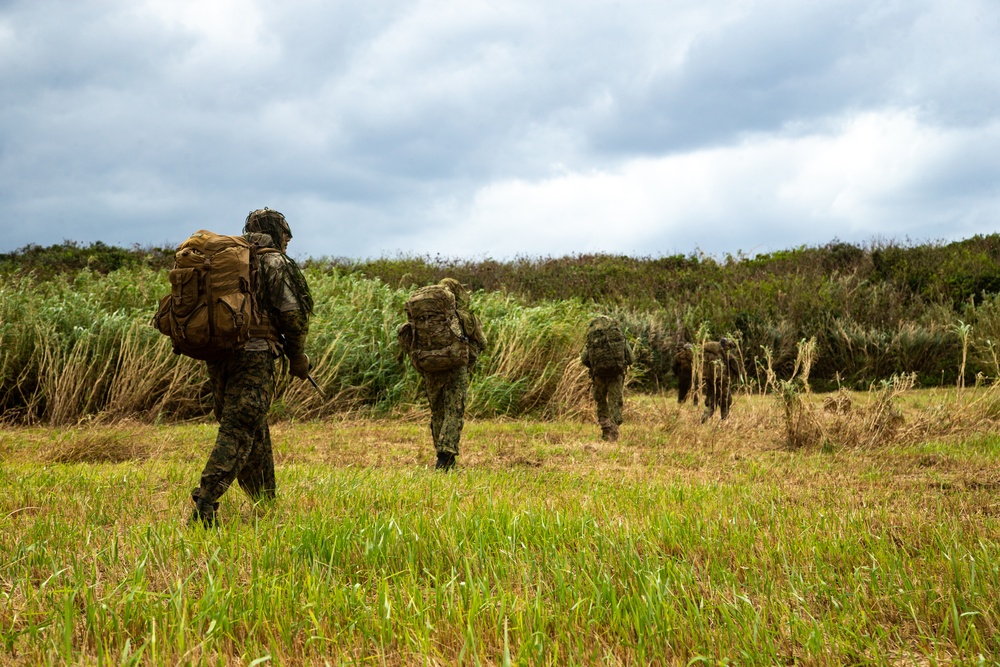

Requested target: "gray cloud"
[
  {"left": 1, "top": 0, "right": 998, "bottom": 259},
  {"left": 593, "top": 2, "right": 935, "bottom": 153}
]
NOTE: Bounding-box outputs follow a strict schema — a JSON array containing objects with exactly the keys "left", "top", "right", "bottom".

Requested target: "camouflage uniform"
[
  {"left": 400, "top": 278, "right": 486, "bottom": 470},
  {"left": 701, "top": 339, "right": 738, "bottom": 422},
  {"left": 581, "top": 319, "right": 634, "bottom": 441},
  {"left": 590, "top": 373, "right": 626, "bottom": 440},
  {"left": 199, "top": 351, "right": 277, "bottom": 504},
  {"left": 672, "top": 343, "right": 697, "bottom": 405},
  {"left": 423, "top": 364, "right": 470, "bottom": 459},
  {"left": 190, "top": 209, "right": 312, "bottom": 525}
]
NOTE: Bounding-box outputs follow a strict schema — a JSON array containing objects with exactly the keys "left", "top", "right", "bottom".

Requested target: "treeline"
[
  {"left": 0, "top": 240, "right": 175, "bottom": 278},
  {"left": 2, "top": 235, "right": 1000, "bottom": 425},
  {"left": 326, "top": 236, "right": 1000, "bottom": 310},
  {"left": 11, "top": 235, "right": 1000, "bottom": 314},
  {"left": 330, "top": 235, "right": 1000, "bottom": 387}
]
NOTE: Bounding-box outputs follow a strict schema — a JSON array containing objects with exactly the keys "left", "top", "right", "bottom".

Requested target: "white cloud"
[
  {"left": 402, "top": 109, "right": 1000, "bottom": 258},
  {"left": 141, "top": 0, "right": 266, "bottom": 51}
]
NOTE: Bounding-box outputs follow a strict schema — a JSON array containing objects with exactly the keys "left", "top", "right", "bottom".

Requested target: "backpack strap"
[{"left": 202, "top": 253, "right": 216, "bottom": 339}]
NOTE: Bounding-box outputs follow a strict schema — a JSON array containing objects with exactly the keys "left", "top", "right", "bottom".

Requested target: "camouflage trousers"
[
  {"left": 192, "top": 350, "right": 276, "bottom": 507},
  {"left": 673, "top": 350, "right": 696, "bottom": 405},
  {"left": 423, "top": 365, "right": 469, "bottom": 456},
  {"left": 702, "top": 360, "right": 732, "bottom": 422},
  {"left": 591, "top": 372, "right": 625, "bottom": 435}
]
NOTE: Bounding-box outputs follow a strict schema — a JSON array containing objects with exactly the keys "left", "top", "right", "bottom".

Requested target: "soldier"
[
  {"left": 398, "top": 278, "right": 487, "bottom": 471},
  {"left": 581, "top": 316, "right": 634, "bottom": 441},
  {"left": 701, "top": 337, "right": 739, "bottom": 423},
  {"left": 190, "top": 208, "right": 313, "bottom": 526},
  {"left": 672, "top": 342, "right": 697, "bottom": 405}
]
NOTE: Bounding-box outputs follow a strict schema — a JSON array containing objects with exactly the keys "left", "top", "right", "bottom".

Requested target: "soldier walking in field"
[
  {"left": 701, "top": 338, "right": 739, "bottom": 423},
  {"left": 581, "top": 315, "right": 633, "bottom": 441},
  {"left": 158, "top": 208, "right": 314, "bottom": 526},
  {"left": 398, "top": 278, "right": 487, "bottom": 470},
  {"left": 672, "top": 342, "right": 697, "bottom": 405}
]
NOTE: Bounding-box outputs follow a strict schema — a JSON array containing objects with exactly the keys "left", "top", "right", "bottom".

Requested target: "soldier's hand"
[{"left": 289, "top": 353, "right": 310, "bottom": 380}]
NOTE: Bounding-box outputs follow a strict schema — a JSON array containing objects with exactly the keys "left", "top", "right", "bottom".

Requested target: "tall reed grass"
[
  {"left": 0, "top": 269, "right": 601, "bottom": 425},
  {"left": 7, "top": 249, "right": 1000, "bottom": 425}
]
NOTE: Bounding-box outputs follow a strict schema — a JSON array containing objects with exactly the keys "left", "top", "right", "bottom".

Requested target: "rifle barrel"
[{"left": 307, "top": 374, "right": 325, "bottom": 397}]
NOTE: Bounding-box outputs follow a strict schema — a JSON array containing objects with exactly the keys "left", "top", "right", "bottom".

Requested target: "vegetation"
[
  {"left": 0, "top": 266, "right": 599, "bottom": 425},
  {"left": 2, "top": 390, "right": 999, "bottom": 664},
  {"left": 3, "top": 237, "right": 1000, "bottom": 663},
  {"left": 327, "top": 237, "right": 1000, "bottom": 388},
  {"left": 327, "top": 237, "right": 1000, "bottom": 313},
  {"left": 0, "top": 241, "right": 175, "bottom": 278},
  {"left": 5, "top": 234, "right": 1000, "bottom": 425}
]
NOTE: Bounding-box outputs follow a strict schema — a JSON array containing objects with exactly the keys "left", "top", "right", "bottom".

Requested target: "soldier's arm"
[
  {"left": 275, "top": 309, "right": 310, "bottom": 379},
  {"left": 261, "top": 253, "right": 311, "bottom": 376},
  {"left": 275, "top": 310, "right": 310, "bottom": 357},
  {"left": 260, "top": 253, "right": 308, "bottom": 314},
  {"left": 727, "top": 354, "right": 742, "bottom": 381},
  {"left": 472, "top": 314, "right": 487, "bottom": 351},
  {"left": 458, "top": 310, "right": 487, "bottom": 353},
  {"left": 397, "top": 322, "right": 414, "bottom": 365}
]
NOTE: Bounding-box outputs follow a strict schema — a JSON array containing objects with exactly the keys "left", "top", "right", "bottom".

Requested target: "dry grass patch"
[{"left": 38, "top": 422, "right": 153, "bottom": 464}]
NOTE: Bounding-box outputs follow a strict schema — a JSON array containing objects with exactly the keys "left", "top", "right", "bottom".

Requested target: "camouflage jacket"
[{"left": 244, "top": 232, "right": 310, "bottom": 356}]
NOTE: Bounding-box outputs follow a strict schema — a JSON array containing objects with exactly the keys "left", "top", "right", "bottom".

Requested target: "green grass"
[{"left": 2, "top": 392, "right": 1000, "bottom": 665}]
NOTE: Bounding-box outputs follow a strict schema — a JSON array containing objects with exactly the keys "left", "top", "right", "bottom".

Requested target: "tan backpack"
[
  {"left": 152, "top": 230, "right": 263, "bottom": 361},
  {"left": 402, "top": 284, "right": 470, "bottom": 372}
]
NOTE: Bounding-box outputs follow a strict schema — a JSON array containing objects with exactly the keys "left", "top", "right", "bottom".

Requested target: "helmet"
[
  {"left": 244, "top": 208, "right": 292, "bottom": 248},
  {"left": 439, "top": 277, "right": 470, "bottom": 308}
]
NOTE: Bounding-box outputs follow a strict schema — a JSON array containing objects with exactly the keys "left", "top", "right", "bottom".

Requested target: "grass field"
[{"left": 2, "top": 389, "right": 999, "bottom": 665}]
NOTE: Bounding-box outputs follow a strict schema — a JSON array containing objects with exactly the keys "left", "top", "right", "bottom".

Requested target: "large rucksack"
[
  {"left": 152, "top": 230, "right": 262, "bottom": 361},
  {"left": 402, "top": 284, "right": 470, "bottom": 373},
  {"left": 585, "top": 316, "right": 629, "bottom": 376}
]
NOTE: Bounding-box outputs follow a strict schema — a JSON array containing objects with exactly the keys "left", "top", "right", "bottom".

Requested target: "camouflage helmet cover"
[
  {"left": 438, "top": 277, "right": 470, "bottom": 309},
  {"left": 243, "top": 208, "right": 292, "bottom": 245}
]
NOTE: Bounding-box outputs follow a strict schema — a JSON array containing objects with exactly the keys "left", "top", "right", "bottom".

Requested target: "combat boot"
[
  {"left": 607, "top": 425, "right": 620, "bottom": 442},
  {"left": 435, "top": 452, "right": 456, "bottom": 471},
  {"left": 189, "top": 497, "right": 219, "bottom": 527}
]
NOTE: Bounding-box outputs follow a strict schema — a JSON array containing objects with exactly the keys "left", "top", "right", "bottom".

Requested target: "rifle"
[{"left": 306, "top": 374, "right": 325, "bottom": 398}]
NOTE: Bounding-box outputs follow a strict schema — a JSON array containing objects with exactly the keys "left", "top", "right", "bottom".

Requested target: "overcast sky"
[{"left": 2, "top": 0, "right": 998, "bottom": 260}]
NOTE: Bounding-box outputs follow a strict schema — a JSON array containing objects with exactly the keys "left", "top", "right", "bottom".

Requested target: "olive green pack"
[
  {"left": 403, "top": 284, "right": 470, "bottom": 373},
  {"left": 585, "top": 316, "right": 628, "bottom": 376}
]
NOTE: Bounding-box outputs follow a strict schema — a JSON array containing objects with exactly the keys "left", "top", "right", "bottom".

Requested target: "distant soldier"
[
  {"left": 701, "top": 338, "right": 740, "bottom": 422},
  {"left": 672, "top": 342, "right": 698, "bottom": 405},
  {"left": 580, "top": 316, "right": 634, "bottom": 441},
  {"left": 398, "top": 278, "right": 487, "bottom": 470}
]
